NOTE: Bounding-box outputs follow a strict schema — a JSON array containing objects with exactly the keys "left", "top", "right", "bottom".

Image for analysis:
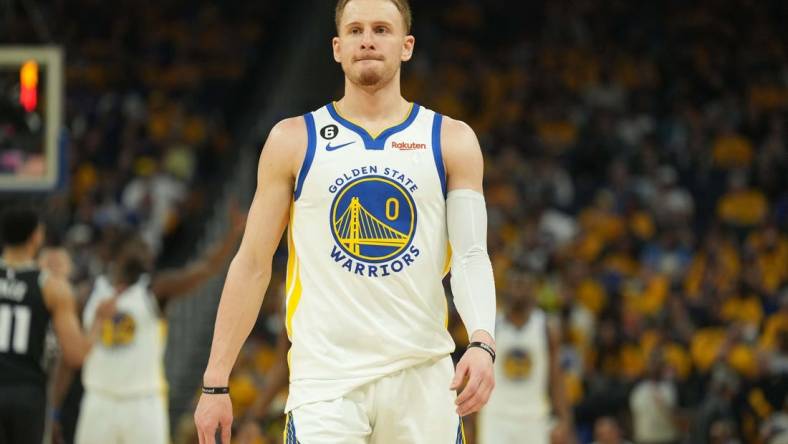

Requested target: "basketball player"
[
  {"left": 478, "top": 270, "right": 574, "bottom": 444},
  {"left": 195, "top": 0, "right": 497, "bottom": 442},
  {"left": 0, "top": 206, "right": 110, "bottom": 444},
  {"left": 72, "top": 207, "right": 245, "bottom": 444}
]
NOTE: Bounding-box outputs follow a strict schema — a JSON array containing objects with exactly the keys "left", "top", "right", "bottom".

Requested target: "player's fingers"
[
  {"left": 196, "top": 421, "right": 214, "bottom": 444},
  {"left": 477, "top": 379, "right": 493, "bottom": 406},
  {"left": 457, "top": 379, "right": 491, "bottom": 415},
  {"left": 221, "top": 422, "right": 232, "bottom": 444},
  {"left": 450, "top": 361, "right": 468, "bottom": 390},
  {"left": 208, "top": 425, "right": 217, "bottom": 444},
  {"left": 220, "top": 413, "right": 234, "bottom": 444},
  {"left": 457, "top": 393, "right": 482, "bottom": 416},
  {"left": 477, "top": 372, "right": 493, "bottom": 398},
  {"left": 458, "top": 394, "right": 484, "bottom": 416},
  {"left": 455, "top": 373, "right": 481, "bottom": 405}
]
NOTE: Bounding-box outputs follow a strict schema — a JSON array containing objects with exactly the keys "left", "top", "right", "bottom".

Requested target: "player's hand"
[
  {"left": 95, "top": 298, "right": 117, "bottom": 321},
  {"left": 450, "top": 333, "right": 495, "bottom": 416},
  {"left": 39, "top": 247, "right": 74, "bottom": 280},
  {"left": 51, "top": 418, "right": 65, "bottom": 444},
  {"left": 194, "top": 393, "right": 233, "bottom": 444}
]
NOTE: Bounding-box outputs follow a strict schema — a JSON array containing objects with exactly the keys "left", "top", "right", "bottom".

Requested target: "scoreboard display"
[{"left": 0, "top": 46, "right": 63, "bottom": 191}]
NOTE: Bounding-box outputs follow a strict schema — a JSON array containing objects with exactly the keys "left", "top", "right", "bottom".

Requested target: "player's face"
[
  {"left": 504, "top": 273, "right": 534, "bottom": 312},
  {"left": 333, "top": 0, "right": 414, "bottom": 88},
  {"left": 112, "top": 239, "right": 154, "bottom": 285}
]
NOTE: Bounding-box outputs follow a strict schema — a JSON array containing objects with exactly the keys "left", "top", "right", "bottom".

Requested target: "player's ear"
[
  {"left": 401, "top": 35, "right": 415, "bottom": 62},
  {"left": 332, "top": 36, "right": 342, "bottom": 63}
]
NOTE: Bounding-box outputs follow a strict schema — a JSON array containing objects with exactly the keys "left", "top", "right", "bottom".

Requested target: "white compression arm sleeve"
[{"left": 447, "top": 189, "right": 496, "bottom": 340}]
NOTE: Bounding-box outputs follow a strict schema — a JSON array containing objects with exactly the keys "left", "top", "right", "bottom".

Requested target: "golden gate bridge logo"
[
  {"left": 334, "top": 197, "right": 409, "bottom": 254},
  {"left": 330, "top": 176, "right": 416, "bottom": 263}
]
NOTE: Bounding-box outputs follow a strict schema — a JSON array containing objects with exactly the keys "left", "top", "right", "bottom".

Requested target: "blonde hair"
[{"left": 335, "top": 0, "right": 412, "bottom": 34}]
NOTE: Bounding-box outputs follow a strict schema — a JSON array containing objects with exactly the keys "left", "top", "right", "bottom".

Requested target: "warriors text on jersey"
[
  {"left": 284, "top": 102, "right": 455, "bottom": 411},
  {"left": 485, "top": 310, "right": 550, "bottom": 419},
  {"left": 82, "top": 275, "right": 167, "bottom": 397},
  {"left": 0, "top": 261, "right": 50, "bottom": 387}
]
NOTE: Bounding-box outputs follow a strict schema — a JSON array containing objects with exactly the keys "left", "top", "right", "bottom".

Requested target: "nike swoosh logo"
[{"left": 326, "top": 141, "right": 355, "bottom": 151}]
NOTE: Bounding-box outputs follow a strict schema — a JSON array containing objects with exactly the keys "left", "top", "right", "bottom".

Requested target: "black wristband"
[
  {"left": 202, "top": 386, "right": 230, "bottom": 395},
  {"left": 467, "top": 341, "right": 496, "bottom": 363}
]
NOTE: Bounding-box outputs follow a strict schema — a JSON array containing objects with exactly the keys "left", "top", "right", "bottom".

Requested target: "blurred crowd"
[{"left": 2, "top": 0, "right": 280, "bottom": 271}]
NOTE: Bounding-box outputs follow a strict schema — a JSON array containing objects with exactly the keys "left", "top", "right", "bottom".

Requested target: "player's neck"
[
  {"left": 338, "top": 76, "right": 409, "bottom": 124},
  {"left": 2, "top": 246, "right": 36, "bottom": 267}
]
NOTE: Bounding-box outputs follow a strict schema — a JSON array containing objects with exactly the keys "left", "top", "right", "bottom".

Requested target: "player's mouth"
[{"left": 354, "top": 55, "right": 384, "bottom": 62}]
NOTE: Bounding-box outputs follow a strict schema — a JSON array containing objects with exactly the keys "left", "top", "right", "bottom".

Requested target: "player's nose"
[{"left": 360, "top": 29, "right": 375, "bottom": 49}]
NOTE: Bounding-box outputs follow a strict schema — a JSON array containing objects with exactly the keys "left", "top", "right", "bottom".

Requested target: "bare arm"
[
  {"left": 444, "top": 118, "right": 484, "bottom": 194},
  {"left": 201, "top": 117, "right": 302, "bottom": 387},
  {"left": 152, "top": 205, "right": 246, "bottom": 301},
  {"left": 548, "top": 319, "right": 573, "bottom": 426},
  {"left": 44, "top": 276, "right": 101, "bottom": 367},
  {"left": 50, "top": 356, "right": 75, "bottom": 408},
  {"left": 49, "top": 356, "right": 76, "bottom": 444}
]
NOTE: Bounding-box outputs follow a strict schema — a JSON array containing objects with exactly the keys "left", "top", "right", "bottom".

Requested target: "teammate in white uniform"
[
  {"left": 478, "top": 270, "right": 574, "bottom": 444},
  {"left": 75, "top": 273, "right": 169, "bottom": 444},
  {"left": 195, "top": 1, "right": 498, "bottom": 443},
  {"left": 72, "top": 209, "right": 244, "bottom": 444}
]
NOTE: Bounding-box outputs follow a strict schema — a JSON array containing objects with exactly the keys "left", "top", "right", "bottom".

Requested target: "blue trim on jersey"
[
  {"left": 294, "top": 113, "right": 317, "bottom": 201},
  {"left": 431, "top": 113, "right": 447, "bottom": 197},
  {"left": 326, "top": 102, "right": 421, "bottom": 150}
]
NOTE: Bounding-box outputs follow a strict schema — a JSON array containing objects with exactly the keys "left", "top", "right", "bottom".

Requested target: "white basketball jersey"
[
  {"left": 485, "top": 310, "right": 550, "bottom": 419},
  {"left": 284, "top": 102, "right": 455, "bottom": 412},
  {"left": 82, "top": 275, "right": 166, "bottom": 397}
]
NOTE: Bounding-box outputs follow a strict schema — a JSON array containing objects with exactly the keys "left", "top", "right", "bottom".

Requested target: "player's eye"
[
  {"left": 375, "top": 26, "right": 388, "bottom": 34},
  {"left": 350, "top": 27, "right": 362, "bottom": 35}
]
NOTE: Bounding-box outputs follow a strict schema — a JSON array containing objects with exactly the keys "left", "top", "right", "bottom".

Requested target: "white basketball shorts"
[
  {"left": 74, "top": 389, "right": 169, "bottom": 444},
  {"left": 284, "top": 355, "right": 466, "bottom": 444}
]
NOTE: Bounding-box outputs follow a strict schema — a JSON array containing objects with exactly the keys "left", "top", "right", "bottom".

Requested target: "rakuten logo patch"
[{"left": 391, "top": 141, "right": 427, "bottom": 150}]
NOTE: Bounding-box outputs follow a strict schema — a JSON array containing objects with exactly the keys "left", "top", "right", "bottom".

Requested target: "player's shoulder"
[
  {"left": 440, "top": 115, "right": 475, "bottom": 135},
  {"left": 260, "top": 116, "right": 309, "bottom": 173},
  {"left": 271, "top": 116, "right": 307, "bottom": 136},
  {"left": 439, "top": 116, "right": 479, "bottom": 149},
  {"left": 438, "top": 115, "right": 481, "bottom": 167},
  {"left": 267, "top": 116, "right": 308, "bottom": 148}
]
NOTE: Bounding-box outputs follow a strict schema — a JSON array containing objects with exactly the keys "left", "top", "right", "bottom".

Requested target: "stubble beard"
[
  {"left": 358, "top": 68, "right": 382, "bottom": 86},
  {"left": 350, "top": 60, "right": 396, "bottom": 88},
  {"left": 355, "top": 64, "right": 383, "bottom": 87}
]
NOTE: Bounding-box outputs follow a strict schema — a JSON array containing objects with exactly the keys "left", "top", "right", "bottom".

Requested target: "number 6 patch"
[{"left": 320, "top": 124, "right": 339, "bottom": 140}]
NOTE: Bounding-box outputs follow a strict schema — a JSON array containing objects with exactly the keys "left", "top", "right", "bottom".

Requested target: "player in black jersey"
[{"left": 0, "top": 206, "right": 111, "bottom": 444}]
